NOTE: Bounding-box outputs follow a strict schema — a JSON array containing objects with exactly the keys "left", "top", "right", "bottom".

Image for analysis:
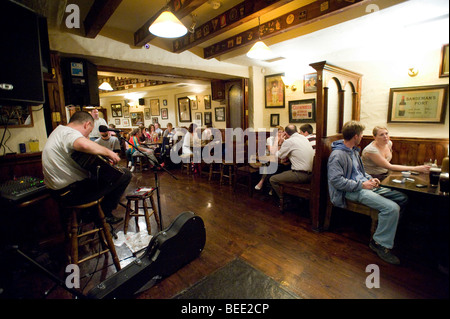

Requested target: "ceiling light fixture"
[
  {"left": 149, "top": 10, "right": 187, "bottom": 38},
  {"left": 246, "top": 17, "right": 272, "bottom": 60},
  {"left": 98, "top": 81, "right": 113, "bottom": 91}
]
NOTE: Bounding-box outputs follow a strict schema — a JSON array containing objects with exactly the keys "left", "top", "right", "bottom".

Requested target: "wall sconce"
[
  {"left": 281, "top": 76, "right": 297, "bottom": 91},
  {"left": 408, "top": 67, "right": 419, "bottom": 77}
]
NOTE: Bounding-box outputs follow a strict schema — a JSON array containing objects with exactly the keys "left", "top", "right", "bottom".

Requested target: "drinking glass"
[{"left": 429, "top": 167, "right": 441, "bottom": 187}]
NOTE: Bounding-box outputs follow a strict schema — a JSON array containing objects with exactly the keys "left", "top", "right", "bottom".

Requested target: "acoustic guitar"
[{"left": 71, "top": 151, "right": 124, "bottom": 184}]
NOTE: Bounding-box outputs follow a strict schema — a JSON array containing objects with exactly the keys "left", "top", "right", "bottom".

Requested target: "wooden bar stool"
[
  {"left": 124, "top": 188, "right": 161, "bottom": 235},
  {"left": 64, "top": 197, "right": 121, "bottom": 271},
  {"left": 220, "top": 161, "right": 235, "bottom": 186}
]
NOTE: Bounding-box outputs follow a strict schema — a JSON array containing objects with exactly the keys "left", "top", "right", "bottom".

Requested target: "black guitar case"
[{"left": 87, "top": 211, "right": 206, "bottom": 299}]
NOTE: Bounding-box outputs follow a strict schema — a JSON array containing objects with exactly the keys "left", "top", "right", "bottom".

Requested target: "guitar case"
[{"left": 87, "top": 211, "right": 206, "bottom": 299}]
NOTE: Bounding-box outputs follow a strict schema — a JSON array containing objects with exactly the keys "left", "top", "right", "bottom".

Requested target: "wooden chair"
[
  {"left": 233, "top": 164, "right": 260, "bottom": 197},
  {"left": 124, "top": 189, "right": 161, "bottom": 235},
  {"left": 63, "top": 197, "right": 121, "bottom": 271},
  {"left": 324, "top": 198, "right": 379, "bottom": 236},
  {"left": 180, "top": 153, "right": 193, "bottom": 175}
]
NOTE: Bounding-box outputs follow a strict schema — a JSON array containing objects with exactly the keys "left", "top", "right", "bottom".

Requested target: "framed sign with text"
[{"left": 388, "top": 85, "right": 448, "bottom": 124}]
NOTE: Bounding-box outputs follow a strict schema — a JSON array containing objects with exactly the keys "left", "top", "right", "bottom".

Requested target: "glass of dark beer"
[
  {"left": 429, "top": 167, "right": 441, "bottom": 187},
  {"left": 439, "top": 172, "right": 449, "bottom": 195}
]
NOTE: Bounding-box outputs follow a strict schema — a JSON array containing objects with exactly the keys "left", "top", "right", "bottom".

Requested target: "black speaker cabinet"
[
  {"left": 0, "top": 0, "right": 45, "bottom": 105},
  {"left": 139, "top": 98, "right": 145, "bottom": 105},
  {"left": 61, "top": 58, "right": 100, "bottom": 106}
]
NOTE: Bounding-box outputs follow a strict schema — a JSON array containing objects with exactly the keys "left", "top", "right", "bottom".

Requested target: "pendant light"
[
  {"left": 149, "top": 11, "right": 187, "bottom": 38},
  {"left": 98, "top": 81, "right": 113, "bottom": 91},
  {"left": 246, "top": 17, "right": 272, "bottom": 60}
]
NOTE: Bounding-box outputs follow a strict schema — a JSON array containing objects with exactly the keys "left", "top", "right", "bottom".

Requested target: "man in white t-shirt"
[
  {"left": 89, "top": 108, "right": 107, "bottom": 141},
  {"left": 43, "top": 111, "right": 131, "bottom": 224}
]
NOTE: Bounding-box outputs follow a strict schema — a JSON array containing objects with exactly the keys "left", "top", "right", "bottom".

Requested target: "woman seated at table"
[
  {"left": 362, "top": 126, "right": 430, "bottom": 181},
  {"left": 148, "top": 124, "right": 159, "bottom": 142},
  {"left": 255, "top": 125, "right": 285, "bottom": 190},
  {"left": 126, "top": 128, "right": 158, "bottom": 172}
]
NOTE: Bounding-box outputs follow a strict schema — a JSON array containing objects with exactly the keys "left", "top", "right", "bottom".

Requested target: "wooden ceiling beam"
[
  {"left": 172, "top": 0, "right": 294, "bottom": 53},
  {"left": 84, "top": 0, "right": 123, "bottom": 38},
  {"left": 134, "top": 0, "right": 208, "bottom": 47},
  {"left": 203, "top": 0, "right": 366, "bottom": 59}
]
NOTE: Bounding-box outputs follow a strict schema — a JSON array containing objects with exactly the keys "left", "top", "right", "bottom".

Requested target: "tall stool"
[
  {"left": 124, "top": 188, "right": 161, "bottom": 235},
  {"left": 220, "top": 161, "right": 235, "bottom": 186},
  {"left": 64, "top": 197, "right": 121, "bottom": 271}
]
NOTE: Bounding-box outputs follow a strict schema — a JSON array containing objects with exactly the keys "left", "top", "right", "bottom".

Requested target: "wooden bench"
[
  {"left": 279, "top": 182, "right": 312, "bottom": 213},
  {"left": 324, "top": 198, "right": 378, "bottom": 236}
]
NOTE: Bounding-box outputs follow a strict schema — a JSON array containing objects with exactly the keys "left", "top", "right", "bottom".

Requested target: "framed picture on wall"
[
  {"left": 123, "top": 118, "right": 130, "bottom": 126},
  {"left": 191, "top": 98, "right": 198, "bottom": 110},
  {"left": 195, "top": 112, "right": 202, "bottom": 126},
  {"left": 123, "top": 105, "right": 129, "bottom": 118},
  {"left": 115, "top": 119, "right": 121, "bottom": 125},
  {"left": 150, "top": 99, "right": 160, "bottom": 116},
  {"left": 288, "top": 99, "right": 316, "bottom": 123},
  {"left": 144, "top": 108, "right": 150, "bottom": 120},
  {"left": 204, "top": 95, "right": 211, "bottom": 109},
  {"left": 131, "top": 112, "right": 144, "bottom": 126},
  {"left": 304, "top": 73, "right": 317, "bottom": 93},
  {"left": 440, "top": 44, "right": 449, "bottom": 78},
  {"left": 204, "top": 112, "right": 212, "bottom": 125},
  {"left": 387, "top": 85, "right": 448, "bottom": 123},
  {"left": 215, "top": 107, "right": 225, "bottom": 121},
  {"left": 178, "top": 97, "right": 192, "bottom": 122},
  {"left": 161, "top": 108, "right": 168, "bottom": 120},
  {"left": 265, "top": 73, "right": 285, "bottom": 108},
  {"left": 111, "top": 103, "right": 122, "bottom": 117},
  {"left": 270, "top": 114, "right": 280, "bottom": 127}
]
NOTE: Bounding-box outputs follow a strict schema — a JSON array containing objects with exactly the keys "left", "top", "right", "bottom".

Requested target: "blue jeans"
[{"left": 345, "top": 187, "right": 408, "bottom": 249}]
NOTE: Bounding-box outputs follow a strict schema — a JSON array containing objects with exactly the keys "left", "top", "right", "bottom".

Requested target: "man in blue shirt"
[{"left": 328, "top": 121, "right": 408, "bottom": 265}]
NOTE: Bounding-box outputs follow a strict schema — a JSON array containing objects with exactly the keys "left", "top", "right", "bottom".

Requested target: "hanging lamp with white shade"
[
  {"left": 98, "top": 81, "right": 113, "bottom": 91},
  {"left": 149, "top": 11, "right": 187, "bottom": 38},
  {"left": 246, "top": 17, "right": 273, "bottom": 60}
]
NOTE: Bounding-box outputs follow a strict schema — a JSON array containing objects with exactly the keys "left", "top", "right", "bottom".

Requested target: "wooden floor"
[{"left": 4, "top": 161, "right": 449, "bottom": 300}]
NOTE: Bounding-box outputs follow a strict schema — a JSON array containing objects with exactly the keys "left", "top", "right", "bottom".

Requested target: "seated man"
[
  {"left": 299, "top": 123, "right": 316, "bottom": 151},
  {"left": 95, "top": 130, "right": 121, "bottom": 153},
  {"left": 269, "top": 124, "right": 314, "bottom": 201},
  {"left": 328, "top": 120, "right": 408, "bottom": 265},
  {"left": 42, "top": 111, "right": 131, "bottom": 224}
]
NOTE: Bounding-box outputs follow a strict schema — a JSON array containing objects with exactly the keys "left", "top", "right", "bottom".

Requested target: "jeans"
[{"left": 345, "top": 187, "right": 408, "bottom": 249}]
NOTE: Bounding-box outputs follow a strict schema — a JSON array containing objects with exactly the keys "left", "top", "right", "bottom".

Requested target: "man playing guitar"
[{"left": 42, "top": 111, "right": 131, "bottom": 224}]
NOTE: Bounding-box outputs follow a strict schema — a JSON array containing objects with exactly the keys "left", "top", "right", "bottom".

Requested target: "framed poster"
[
  {"left": 115, "top": 119, "right": 121, "bottom": 125},
  {"left": 387, "top": 85, "right": 448, "bottom": 123},
  {"left": 265, "top": 73, "right": 285, "bottom": 108},
  {"left": 150, "top": 99, "right": 160, "bottom": 116},
  {"left": 161, "top": 108, "right": 168, "bottom": 120},
  {"left": 131, "top": 112, "right": 144, "bottom": 126},
  {"left": 215, "top": 107, "right": 225, "bottom": 121},
  {"left": 123, "top": 118, "right": 130, "bottom": 126},
  {"left": 204, "top": 112, "right": 212, "bottom": 125},
  {"left": 195, "top": 112, "right": 202, "bottom": 126},
  {"left": 178, "top": 97, "right": 192, "bottom": 122},
  {"left": 144, "top": 108, "right": 150, "bottom": 120},
  {"left": 270, "top": 114, "right": 280, "bottom": 127},
  {"left": 440, "top": 44, "right": 449, "bottom": 78},
  {"left": 191, "top": 98, "right": 198, "bottom": 110},
  {"left": 111, "top": 103, "right": 122, "bottom": 117},
  {"left": 204, "top": 95, "right": 211, "bottom": 109},
  {"left": 288, "top": 99, "right": 316, "bottom": 123},
  {"left": 123, "top": 105, "right": 129, "bottom": 118},
  {"left": 304, "top": 73, "right": 317, "bottom": 93}
]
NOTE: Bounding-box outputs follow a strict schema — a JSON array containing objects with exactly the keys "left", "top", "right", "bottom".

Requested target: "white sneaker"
[
  {"left": 130, "top": 166, "right": 135, "bottom": 173},
  {"left": 128, "top": 161, "right": 132, "bottom": 168}
]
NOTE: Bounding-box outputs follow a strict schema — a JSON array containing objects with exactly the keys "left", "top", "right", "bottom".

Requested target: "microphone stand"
[{"left": 118, "top": 134, "right": 177, "bottom": 230}]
